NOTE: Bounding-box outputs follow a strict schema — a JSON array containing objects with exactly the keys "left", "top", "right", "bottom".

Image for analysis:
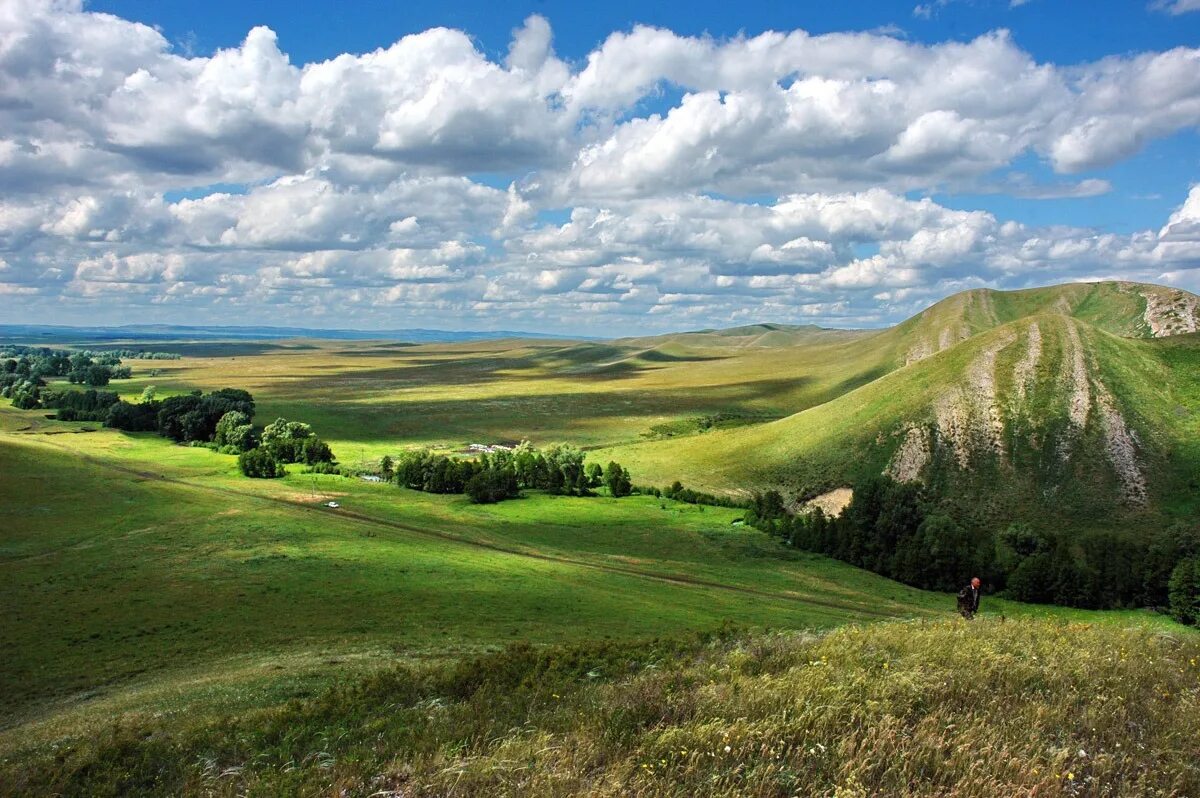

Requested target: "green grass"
[
  {"left": 1, "top": 400, "right": 1172, "bottom": 767},
  {"left": 4, "top": 618, "right": 1196, "bottom": 796},
  {"left": 0, "top": 412, "right": 955, "bottom": 753},
  {"left": 4, "top": 280, "right": 1199, "bottom": 795}
]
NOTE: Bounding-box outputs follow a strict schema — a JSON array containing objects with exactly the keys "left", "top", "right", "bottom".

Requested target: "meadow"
[
  {"left": 0, "top": 394, "right": 1170, "bottom": 778},
  {"left": 3, "top": 283, "right": 1199, "bottom": 795},
  {"left": 1, "top": 402, "right": 949, "bottom": 758}
]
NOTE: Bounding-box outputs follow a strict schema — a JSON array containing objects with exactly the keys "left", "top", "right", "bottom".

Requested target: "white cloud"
[
  {"left": 1, "top": 2, "right": 1199, "bottom": 332},
  {"left": 1151, "top": 0, "right": 1200, "bottom": 14}
]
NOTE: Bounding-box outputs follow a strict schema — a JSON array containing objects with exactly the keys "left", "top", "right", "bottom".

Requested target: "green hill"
[{"left": 602, "top": 282, "right": 1200, "bottom": 531}]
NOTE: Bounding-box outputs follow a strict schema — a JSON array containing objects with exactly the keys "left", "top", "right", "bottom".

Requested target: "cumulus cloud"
[{"left": 1, "top": 1, "right": 1199, "bottom": 331}]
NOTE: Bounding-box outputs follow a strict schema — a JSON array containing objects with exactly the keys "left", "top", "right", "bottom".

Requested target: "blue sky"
[
  {"left": 91, "top": 0, "right": 1200, "bottom": 66},
  {"left": 1, "top": 0, "right": 1198, "bottom": 333}
]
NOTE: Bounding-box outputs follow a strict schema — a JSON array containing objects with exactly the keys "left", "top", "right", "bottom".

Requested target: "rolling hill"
[{"left": 601, "top": 281, "right": 1200, "bottom": 531}]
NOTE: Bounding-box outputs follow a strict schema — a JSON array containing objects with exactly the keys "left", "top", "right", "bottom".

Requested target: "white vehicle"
[{"left": 325, "top": 501, "right": 340, "bottom": 509}]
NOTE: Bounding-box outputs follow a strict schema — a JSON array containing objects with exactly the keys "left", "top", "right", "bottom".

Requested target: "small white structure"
[
  {"left": 361, "top": 475, "right": 383, "bottom": 483},
  {"left": 468, "top": 443, "right": 513, "bottom": 454},
  {"left": 326, "top": 501, "right": 340, "bottom": 508}
]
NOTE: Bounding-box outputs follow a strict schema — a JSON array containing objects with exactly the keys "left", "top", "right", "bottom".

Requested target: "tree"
[
  {"left": 299, "top": 436, "right": 335, "bottom": 465},
  {"left": 140, "top": 385, "right": 157, "bottom": 403},
  {"left": 1168, "top": 558, "right": 1199, "bottom": 626},
  {"left": 465, "top": 469, "right": 520, "bottom": 504},
  {"left": 106, "top": 399, "right": 160, "bottom": 432},
  {"left": 603, "top": 461, "right": 632, "bottom": 498},
  {"left": 84, "top": 364, "right": 111, "bottom": 387},
  {"left": 261, "top": 418, "right": 314, "bottom": 462},
  {"left": 238, "top": 447, "right": 285, "bottom": 479},
  {"left": 156, "top": 393, "right": 202, "bottom": 441},
  {"left": 586, "top": 462, "right": 604, "bottom": 488},
  {"left": 545, "top": 444, "right": 586, "bottom": 495},
  {"left": 380, "top": 455, "right": 394, "bottom": 482},
  {"left": 892, "top": 514, "right": 977, "bottom": 592},
  {"left": 214, "top": 410, "right": 256, "bottom": 452},
  {"left": 1144, "top": 523, "right": 1200, "bottom": 608}
]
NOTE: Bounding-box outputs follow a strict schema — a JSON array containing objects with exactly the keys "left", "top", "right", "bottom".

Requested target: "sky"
[{"left": 1, "top": 0, "right": 1199, "bottom": 334}]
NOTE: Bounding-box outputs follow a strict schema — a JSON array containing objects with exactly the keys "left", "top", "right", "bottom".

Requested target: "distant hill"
[
  {"left": 604, "top": 281, "right": 1200, "bottom": 532},
  {"left": 0, "top": 323, "right": 581, "bottom": 344}
]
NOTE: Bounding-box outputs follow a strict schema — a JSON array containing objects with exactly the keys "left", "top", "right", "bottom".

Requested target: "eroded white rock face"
[
  {"left": 1013, "top": 322, "right": 1042, "bottom": 405},
  {"left": 1055, "top": 321, "right": 1092, "bottom": 465},
  {"left": 883, "top": 318, "right": 1147, "bottom": 508},
  {"left": 905, "top": 340, "right": 933, "bottom": 366},
  {"left": 933, "top": 330, "right": 1016, "bottom": 469},
  {"left": 1095, "top": 383, "right": 1147, "bottom": 507},
  {"left": 886, "top": 426, "right": 931, "bottom": 483},
  {"left": 1142, "top": 289, "right": 1199, "bottom": 337}
]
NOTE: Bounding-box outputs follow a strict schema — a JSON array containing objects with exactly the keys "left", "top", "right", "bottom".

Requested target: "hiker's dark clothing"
[{"left": 957, "top": 584, "right": 980, "bottom": 619}]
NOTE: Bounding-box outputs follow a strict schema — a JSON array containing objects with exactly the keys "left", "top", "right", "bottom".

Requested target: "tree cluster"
[
  {"left": 90, "top": 349, "right": 181, "bottom": 360},
  {"left": 1, "top": 348, "right": 135, "bottom": 408},
  {"left": 101, "top": 387, "right": 335, "bottom": 479},
  {"left": 746, "top": 474, "right": 1200, "bottom": 618},
  {"left": 40, "top": 388, "right": 120, "bottom": 421},
  {"left": 392, "top": 441, "right": 633, "bottom": 505}
]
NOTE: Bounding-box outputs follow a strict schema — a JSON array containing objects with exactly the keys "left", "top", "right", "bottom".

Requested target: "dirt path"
[{"left": 12, "top": 433, "right": 912, "bottom": 620}]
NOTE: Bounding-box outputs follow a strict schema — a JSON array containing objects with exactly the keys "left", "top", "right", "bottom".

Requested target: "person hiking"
[{"left": 957, "top": 577, "right": 981, "bottom": 620}]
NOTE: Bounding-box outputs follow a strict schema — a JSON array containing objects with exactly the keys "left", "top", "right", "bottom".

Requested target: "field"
[
  {"left": 1, "top": 403, "right": 959, "bottom": 756},
  {"left": 3, "top": 282, "right": 1199, "bottom": 795}
]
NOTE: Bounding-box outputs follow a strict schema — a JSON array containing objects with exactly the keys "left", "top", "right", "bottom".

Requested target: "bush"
[{"left": 238, "top": 447, "right": 285, "bottom": 479}]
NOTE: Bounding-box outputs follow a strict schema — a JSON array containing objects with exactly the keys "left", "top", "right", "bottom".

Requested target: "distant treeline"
[
  {"left": 1, "top": 350, "right": 137, "bottom": 406},
  {"left": 387, "top": 442, "right": 633, "bottom": 504},
  {"left": 744, "top": 475, "right": 1200, "bottom": 623},
  {"left": 90, "top": 349, "right": 181, "bottom": 360},
  {"left": 637, "top": 480, "right": 747, "bottom": 509}
]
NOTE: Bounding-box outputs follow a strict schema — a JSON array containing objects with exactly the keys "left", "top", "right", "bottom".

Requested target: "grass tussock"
[{"left": 4, "top": 618, "right": 1198, "bottom": 797}]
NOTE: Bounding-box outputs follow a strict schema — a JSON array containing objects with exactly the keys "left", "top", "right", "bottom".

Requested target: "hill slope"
[
  {"left": 603, "top": 282, "right": 1200, "bottom": 530},
  {"left": 6, "top": 618, "right": 1196, "bottom": 796}
]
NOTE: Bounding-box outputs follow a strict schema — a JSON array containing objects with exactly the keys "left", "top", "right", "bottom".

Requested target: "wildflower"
[
  {"left": 1067, "top": 772, "right": 1075, "bottom": 781},
  {"left": 724, "top": 745, "right": 731, "bottom": 753}
]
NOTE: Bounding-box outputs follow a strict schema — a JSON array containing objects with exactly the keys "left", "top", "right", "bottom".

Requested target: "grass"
[
  {"left": 0, "top": 409, "right": 956, "bottom": 755},
  {"left": 0, "top": 400, "right": 1172, "bottom": 767},
  {"left": 597, "top": 315, "right": 1200, "bottom": 532},
  {"left": 4, "top": 280, "right": 1199, "bottom": 795},
  {"left": 3, "top": 618, "right": 1196, "bottom": 796}
]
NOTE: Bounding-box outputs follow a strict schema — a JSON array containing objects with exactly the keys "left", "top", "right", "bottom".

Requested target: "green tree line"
[
  {"left": 390, "top": 441, "right": 633, "bottom": 504},
  {"left": 745, "top": 474, "right": 1200, "bottom": 622}
]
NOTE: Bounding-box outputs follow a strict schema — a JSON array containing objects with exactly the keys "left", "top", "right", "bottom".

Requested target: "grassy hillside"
[
  {"left": 4, "top": 618, "right": 1196, "bottom": 796},
  {"left": 0, "top": 414, "right": 962, "bottom": 752},
  {"left": 600, "top": 285, "right": 1200, "bottom": 534}
]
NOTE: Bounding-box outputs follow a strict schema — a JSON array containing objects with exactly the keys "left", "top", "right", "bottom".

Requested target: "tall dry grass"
[{"left": 5, "top": 618, "right": 1198, "bottom": 797}]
